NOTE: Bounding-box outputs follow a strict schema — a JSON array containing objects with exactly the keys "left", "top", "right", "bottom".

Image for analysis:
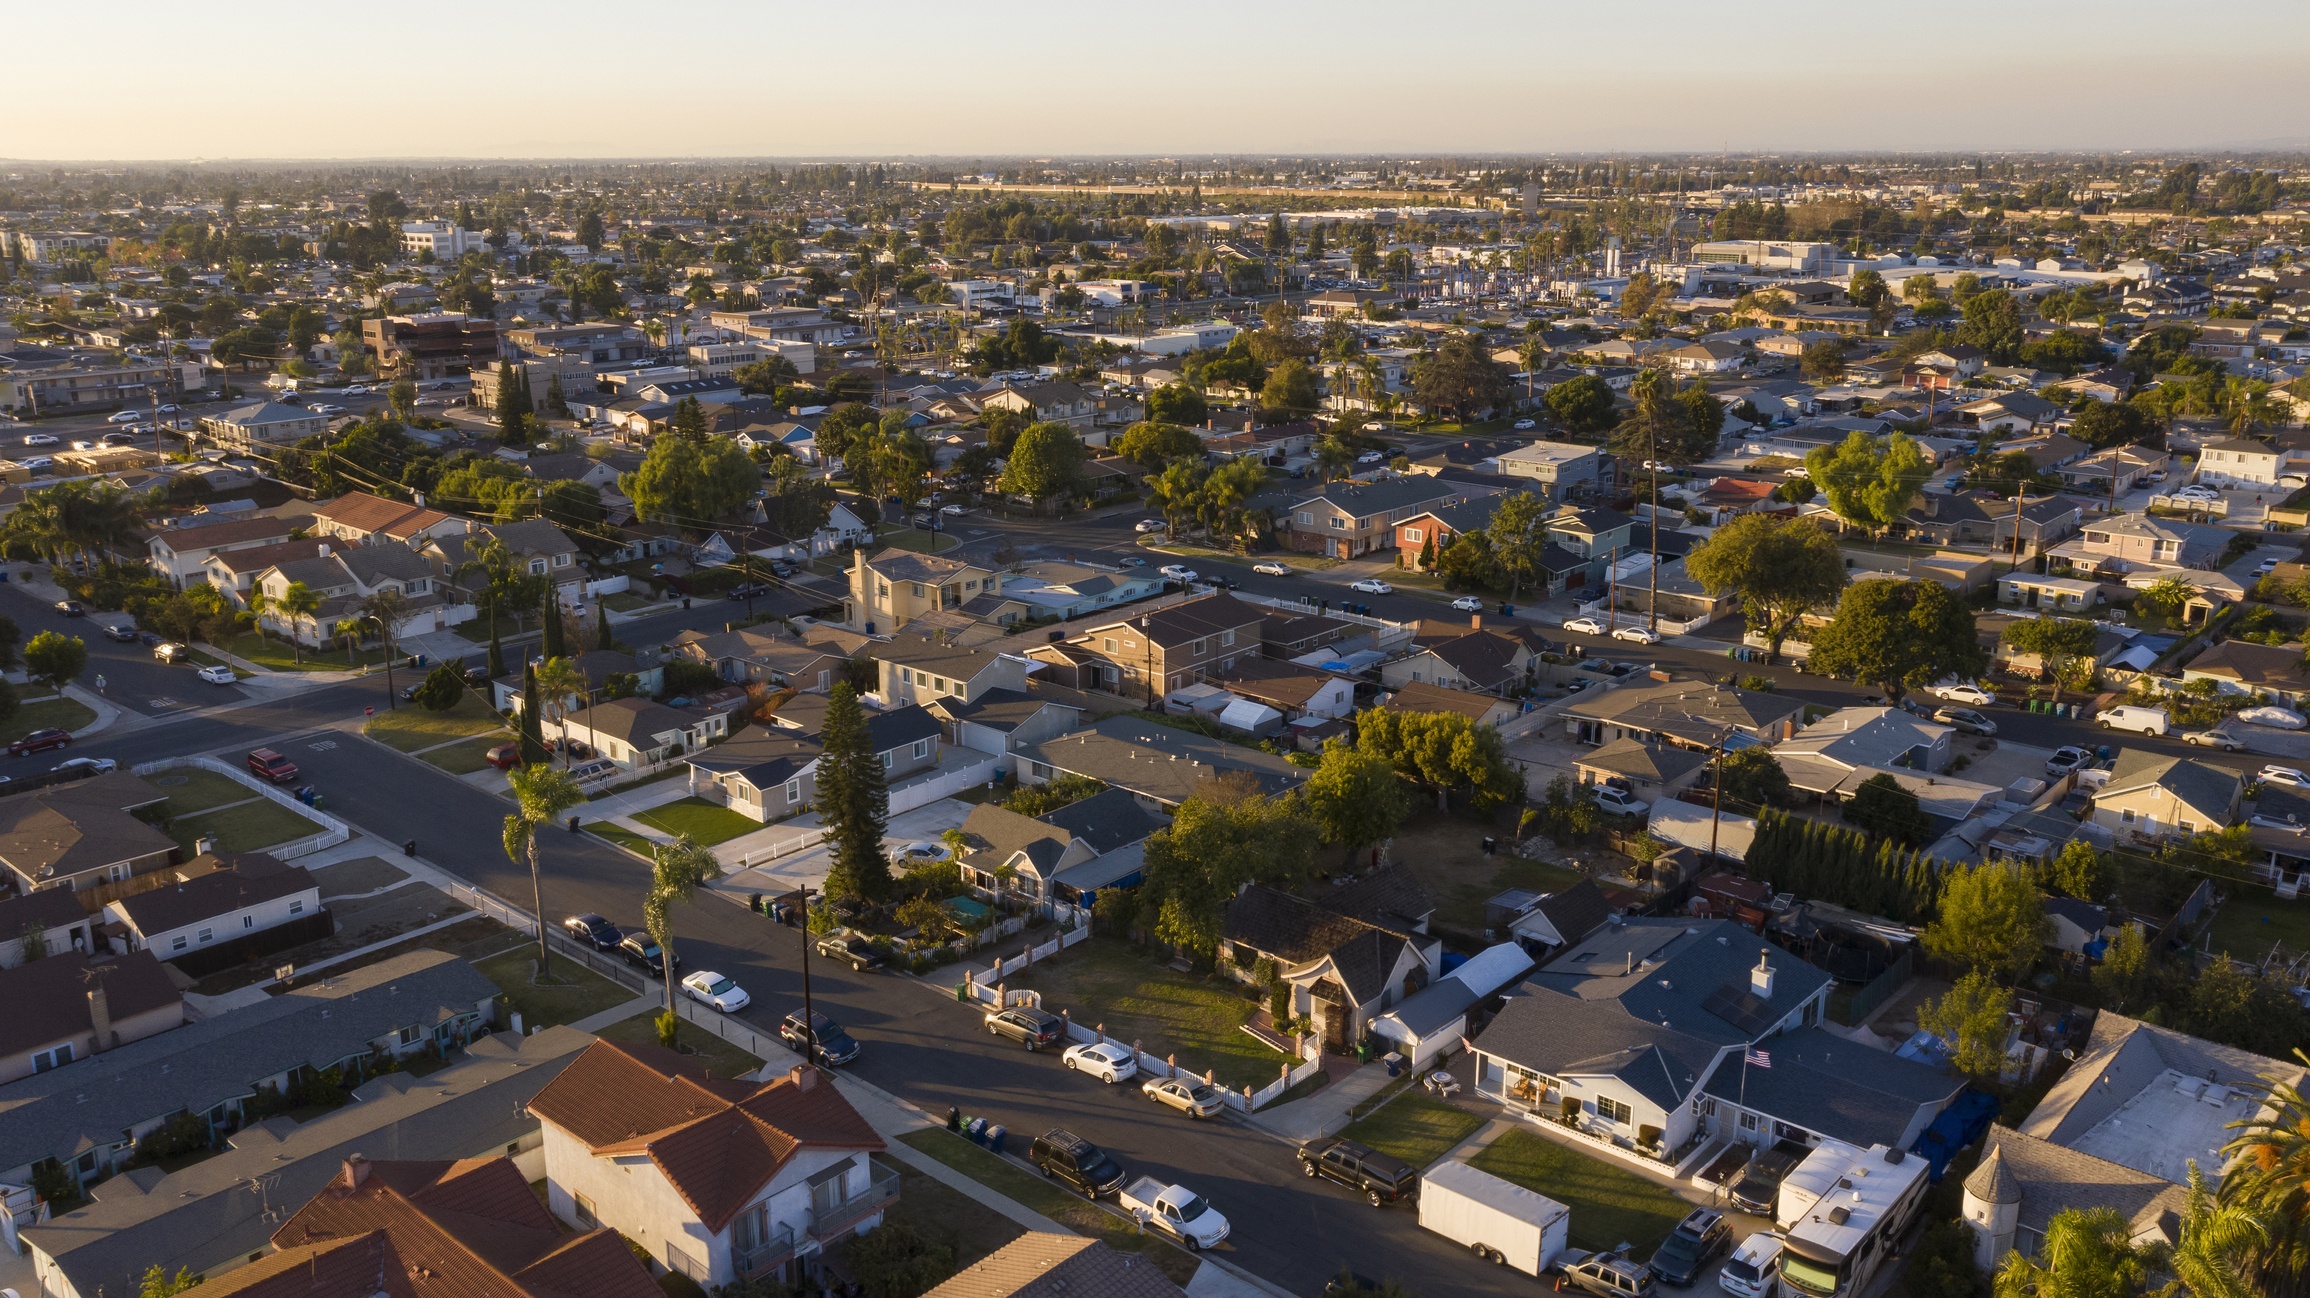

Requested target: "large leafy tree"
[
  {"left": 1146, "top": 383, "right": 1207, "bottom": 427},
  {"left": 1957, "top": 287, "right": 2026, "bottom": 365},
  {"left": 1485, "top": 490, "right": 1551, "bottom": 600},
  {"left": 1804, "top": 430, "right": 1930, "bottom": 536},
  {"left": 2002, "top": 615, "right": 2101, "bottom": 698},
  {"left": 1411, "top": 332, "right": 1510, "bottom": 420},
  {"left": 1141, "top": 775, "right": 1315, "bottom": 955},
  {"left": 1354, "top": 706, "right": 1521, "bottom": 811},
  {"left": 1923, "top": 862, "right": 2048, "bottom": 981},
  {"left": 1806, "top": 578, "right": 1987, "bottom": 701},
  {"left": 1543, "top": 374, "right": 1616, "bottom": 434},
  {"left": 22, "top": 631, "right": 85, "bottom": 695},
  {"left": 998, "top": 421, "right": 1088, "bottom": 506},
  {"left": 1684, "top": 515, "right": 1847, "bottom": 662},
  {"left": 817, "top": 683, "right": 892, "bottom": 903},
  {"left": 1844, "top": 772, "right": 1929, "bottom": 845},
  {"left": 1113, "top": 421, "right": 1203, "bottom": 468},
  {"left": 2070, "top": 398, "right": 2159, "bottom": 450},
  {"left": 1714, "top": 746, "right": 1790, "bottom": 810},
  {"left": 1918, "top": 969, "right": 2015, "bottom": 1081},
  {"left": 620, "top": 431, "right": 761, "bottom": 528},
  {"left": 1302, "top": 738, "right": 1409, "bottom": 870},
  {"left": 1610, "top": 370, "right": 1721, "bottom": 469}
]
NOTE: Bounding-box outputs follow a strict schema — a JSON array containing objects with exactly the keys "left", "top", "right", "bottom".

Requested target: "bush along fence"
[
  {"left": 954, "top": 935, "right": 1324, "bottom": 1114},
  {"left": 1746, "top": 808, "right": 1946, "bottom": 925}
]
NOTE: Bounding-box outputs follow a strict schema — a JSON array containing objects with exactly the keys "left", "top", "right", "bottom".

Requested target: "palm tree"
[
  {"left": 332, "top": 617, "right": 365, "bottom": 665},
  {"left": 503, "top": 764, "right": 585, "bottom": 968},
  {"left": 533, "top": 656, "right": 588, "bottom": 766},
  {"left": 2167, "top": 1163, "right": 2269, "bottom": 1298},
  {"left": 355, "top": 587, "right": 411, "bottom": 668},
  {"left": 2223, "top": 1049, "right": 2310, "bottom": 1284},
  {"left": 643, "top": 835, "right": 721, "bottom": 1018},
  {"left": 1994, "top": 1207, "right": 2153, "bottom": 1298},
  {"left": 276, "top": 582, "right": 322, "bottom": 666}
]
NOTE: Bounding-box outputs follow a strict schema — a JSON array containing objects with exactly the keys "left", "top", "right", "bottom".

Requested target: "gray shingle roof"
[
  {"left": 1037, "top": 787, "right": 1162, "bottom": 854},
  {"left": 2099, "top": 751, "right": 2240, "bottom": 826},
  {"left": 1016, "top": 715, "right": 1308, "bottom": 805},
  {"left": 1697, "top": 1026, "right": 1961, "bottom": 1148}
]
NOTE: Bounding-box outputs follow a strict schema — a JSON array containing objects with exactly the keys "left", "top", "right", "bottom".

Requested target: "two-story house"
[
  {"left": 423, "top": 519, "right": 589, "bottom": 607},
  {"left": 1222, "top": 868, "right": 1442, "bottom": 1053},
  {"left": 2195, "top": 436, "right": 2293, "bottom": 489},
  {"left": 1496, "top": 441, "right": 1614, "bottom": 502},
  {"left": 845, "top": 549, "right": 1003, "bottom": 636},
  {"left": 198, "top": 402, "right": 326, "bottom": 454},
  {"left": 253, "top": 542, "right": 454, "bottom": 643},
  {"left": 1544, "top": 503, "right": 1638, "bottom": 593},
  {"left": 981, "top": 381, "right": 1096, "bottom": 430},
  {"left": 528, "top": 1042, "right": 894, "bottom": 1291},
  {"left": 952, "top": 788, "right": 1163, "bottom": 911},
  {"left": 202, "top": 537, "right": 331, "bottom": 608},
  {"left": 146, "top": 515, "right": 295, "bottom": 589},
  {"left": 873, "top": 636, "right": 1030, "bottom": 707},
  {"left": 1395, "top": 496, "right": 1510, "bottom": 572},
  {"left": 307, "top": 491, "right": 471, "bottom": 548},
  {"left": 1040, "top": 592, "right": 1267, "bottom": 700},
  {"left": 2049, "top": 512, "right": 2232, "bottom": 577},
  {"left": 1282, "top": 477, "right": 1473, "bottom": 559}
]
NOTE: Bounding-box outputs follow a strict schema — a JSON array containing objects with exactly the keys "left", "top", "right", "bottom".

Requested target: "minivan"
[{"left": 2097, "top": 705, "right": 2169, "bottom": 737}]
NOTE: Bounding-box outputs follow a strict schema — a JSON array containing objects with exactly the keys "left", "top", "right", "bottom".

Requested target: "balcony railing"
[
  {"left": 810, "top": 1168, "right": 901, "bottom": 1241},
  {"left": 734, "top": 1224, "right": 798, "bottom": 1279}
]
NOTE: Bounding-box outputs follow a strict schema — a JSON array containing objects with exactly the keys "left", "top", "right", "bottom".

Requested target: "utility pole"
[
  {"left": 797, "top": 883, "right": 817, "bottom": 1062},
  {"left": 1708, "top": 731, "right": 1727, "bottom": 862},
  {"left": 1647, "top": 411, "right": 1661, "bottom": 634}
]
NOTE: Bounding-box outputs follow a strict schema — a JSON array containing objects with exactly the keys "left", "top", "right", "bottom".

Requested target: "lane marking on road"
[
  {"left": 148, "top": 697, "right": 179, "bottom": 710},
  {"left": 308, "top": 740, "right": 339, "bottom": 752}
]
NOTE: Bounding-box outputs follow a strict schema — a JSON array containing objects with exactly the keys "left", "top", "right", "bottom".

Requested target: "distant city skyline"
[{"left": 5, "top": 0, "right": 2309, "bottom": 161}]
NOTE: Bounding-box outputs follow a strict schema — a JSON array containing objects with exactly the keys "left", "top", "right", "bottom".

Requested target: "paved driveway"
[{"left": 716, "top": 797, "right": 978, "bottom": 894}]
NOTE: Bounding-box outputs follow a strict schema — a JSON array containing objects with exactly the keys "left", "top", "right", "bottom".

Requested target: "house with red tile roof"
[{"left": 526, "top": 1041, "right": 892, "bottom": 1291}]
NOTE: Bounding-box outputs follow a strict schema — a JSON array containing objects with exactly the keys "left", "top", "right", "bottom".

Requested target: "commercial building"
[
  {"left": 360, "top": 311, "right": 500, "bottom": 379},
  {"left": 396, "top": 220, "right": 486, "bottom": 260}
]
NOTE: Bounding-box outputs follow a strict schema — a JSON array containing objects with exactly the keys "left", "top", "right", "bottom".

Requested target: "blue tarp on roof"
[{"left": 1910, "top": 1089, "right": 1999, "bottom": 1181}]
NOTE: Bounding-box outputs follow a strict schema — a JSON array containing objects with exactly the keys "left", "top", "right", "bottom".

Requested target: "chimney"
[
  {"left": 338, "top": 1155, "right": 371, "bottom": 1192},
  {"left": 316, "top": 542, "right": 332, "bottom": 558},
  {"left": 1469, "top": 614, "right": 1482, "bottom": 630},
  {"left": 1751, "top": 951, "right": 1776, "bottom": 999},
  {"left": 788, "top": 1065, "right": 817, "bottom": 1092},
  {"left": 87, "top": 985, "right": 113, "bottom": 1052}
]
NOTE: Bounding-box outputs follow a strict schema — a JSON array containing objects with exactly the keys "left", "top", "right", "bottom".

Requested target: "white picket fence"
[
  {"left": 730, "top": 829, "right": 827, "bottom": 869},
  {"left": 130, "top": 756, "right": 352, "bottom": 859}
]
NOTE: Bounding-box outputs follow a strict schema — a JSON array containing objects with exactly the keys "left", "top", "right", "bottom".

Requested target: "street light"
[{"left": 363, "top": 614, "right": 399, "bottom": 709}]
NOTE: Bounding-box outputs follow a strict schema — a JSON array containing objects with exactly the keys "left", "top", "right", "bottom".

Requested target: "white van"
[{"left": 2098, "top": 705, "right": 2169, "bottom": 737}]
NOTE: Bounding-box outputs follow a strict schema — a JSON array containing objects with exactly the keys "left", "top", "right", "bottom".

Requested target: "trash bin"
[
  {"left": 966, "top": 1117, "right": 987, "bottom": 1145},
  {"left": 749, "top": 893, "right": 763, "bottom": 914},
  {"left": 403, "top": 838, "right": 416, "bottom": 857},
  {"left": 1481, "top": 836, "right": 1497, "bottom": 856},
  {"left": 946, "top": 1106, "right": 961, "bottom": 1132},
  {"left": 987, "top": 1125, "right": 1006, "bottom": 1155},
  {"left": 567, "top": 814, "right": 580, "bottom": 832}
]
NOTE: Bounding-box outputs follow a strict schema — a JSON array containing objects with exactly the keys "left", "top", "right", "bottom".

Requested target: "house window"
[
  {"left": 911, "top": 583, "right": 925, "bottom": 597},
  {"left": 197, "top": 926, "right": 214, "bottom": 944},
  {"left": 552, "top": 554, "right": 571, "bottom": 567},
  {"left": 1102, "top": 638, "right": 1119, "bottom": 653},
  {"left": 529, "top": 560, "right": 546, "bottom": 575},
  {"left": 1738, "top": 1111, "right": 1762, "bottom": 1132},
  {"left": 913, "top": 739, "right": 930, "bottom": 759},
  {"left": 1297, "top": 511, "right": 1313, "bottom": 525},
  {"left": 2121, "top": 808, "right": 2136, "bottom": 824},
  {"left": 33, "top": 1044, "right": 73, "bottom": 1073},
  {"left": 1221, "top": 630, "right": 1235, "bottom": 647},
  {"left": 398, "top": 1025, "right": 421, "bottom": 1046},
  {"left": 1329, "top": 517, "right": 1346, "bottom": 530},
  {"left": 575, "top": 1194, "right": 598, "bottom": 1227},
  {"left": 1596, "top": 1097, "right": 1633, "bottom": 1126},
  {"left": 786, "top": 779, "right": 802, "bottom": 803},
  {"left": 881, "top": 752, "right": 893, "bottom": 769},
  {"left": 289, "top": 899, "right": 305, "bottom": 916},
  {"left": 1404, "top": 528, "right": 1424, "bottom": 543},
  {"left": 242, "top": 914, "right": 256, "bottom": 930},
  {"left": 171, "top": 935, "right": 188, "bottom": 952},
  {"left": 809, "top": 1159, "right": 855, "bottom": 1215},
  {"left": 1191, "top": 639, "right": 1207, "bottom": 656}
]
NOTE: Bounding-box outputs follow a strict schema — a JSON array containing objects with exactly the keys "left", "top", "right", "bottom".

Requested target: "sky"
[{"left": 5, "top": 0, "right": 2309, "bottom": 161}]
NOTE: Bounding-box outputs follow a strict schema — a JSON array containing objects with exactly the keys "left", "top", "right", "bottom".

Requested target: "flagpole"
[{"left": 1739, "top": 1050, "right": 1748, "bottom": 1110}]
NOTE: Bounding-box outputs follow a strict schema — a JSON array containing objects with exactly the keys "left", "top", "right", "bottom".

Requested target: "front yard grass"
[
  {"left": 147, "top": 767, "right": 260, "bottom": 815},
  {"left": 1469, "top": 1128, "right": 1691, "bottom": 1254},
  {"left": 0, "top": 696, "right": 98, "bottom": 746},
  {"left": 595, "top": 1008, "right": 763, "bottom": 1079},
  {"left": 632, "top": 796, "right": 762, "bottom": 846},
  {"left": 584, "top": 821, "right": 658, "bottom": 856},
  {"left": 222, "top": 631, "right": 388, "bottom": 672},
  {"left": 471, "top": 947, "right": 635, "bottom": 1030},
  {"left": 422, "top": 735, "right": 504, "bottom": 775},
  {"left": 1007, "top": 935, "right": 1294, "bottom": 1090},
  {"left": 1338, "top": 1093, "right": 1484, "bottom": 1170},
  {"left": 867, "top": 1155, "right": 1025, "bottom": 1280},
  {"left": 364, "top": 695, "right": 508, "bottom": 752},
  {"left": 2203, "top": 888, "right": 2310, "bottom": 960},
  {"left": 897, "top": 1130, "right": 1199, "bottom": 1287},
  {"left": 166, "top": 798, "right": 327, "bottom": 855},
  {"left": 878, "top": 526, "right": 958, "bottom": 555}
]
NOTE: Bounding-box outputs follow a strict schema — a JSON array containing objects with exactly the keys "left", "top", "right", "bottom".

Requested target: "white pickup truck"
[{"left": 1117, "top": 1176, "right": 1230, "bottom": 1250}]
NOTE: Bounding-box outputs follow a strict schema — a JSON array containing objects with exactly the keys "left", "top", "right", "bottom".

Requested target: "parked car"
[
  {"left": 817, "top": 932, "right": 885, "bottom": 971},
  {"left": 1717, "top": 1231, "right": 1784, "bottom": 1298},
  {"left": 985, "top": 1006, "right": 1066, "bottom": 1049},
  {"left": 1143, "top": 1076, "right": 1226, "bottom": 1118},
  {"left": 246, "top": 749, "right": 300, "bottom": 784},
  {"left": 1593, "top": 786, "right": 1650, "bottom": 818},
  {"left": 1253, "top": 561, "right": 1292, "bottom": 576},
  {"left": 2239, "top": 706, "right": 2308, "bottom": 730},
  {"left": 618, "top": 932, "right": 679, "bottom": 974},
  {"left": 1727, "top": 1139, "right": 1809, "bottom": 1215},
  {"left": 2261, "top": 765, "right": 2310, "bottom": 789},
  {"left": 101, "top": 623, "right": 138, "bottom": 643},
  {"left": 1298, "top": 1137, "right": 1420, "bottom": 1207},
  {"left": 1061, "top": 1040, "right": 1138, "bottom": 1083},
  {"left": 484, "top": 742, "right": 521, "bottom": 770},
  {"left": 1933, "top": 707, "right": 1998, "bottom": 736},
  {"left": 2185, "top": 728, "right": 2246, "bottom": 751},
  {"left": 683, "top": 971, "right": 752, "bottom": 1013},
  {"left": 1452, "top": 596, "right": 1486, "bottom": 612},
  {"left": 1513, "top": 418, "right": 1537, "bottom": 430},
  {"left": 1349, "top": 578, "right": 1393, "bottom": 595},
  {"left": 1159, "top": 564, "right": 1198, "bottom": 582},
  {"left": 2044, "top": 746, "right": 2095, "bottom": 779},
  {"left": 53, "top": 599, "right": 85, "bottom": 617},
  {"left": 1933, "top": 682, "right": 1997, "bottom": 707},
  {"left": 563, "top": 914, "right": 622, "bottom": 950},
  {"left": 1028, "top": 1129, "right": 1127, "bottom": 1198},
  {"left": 1556, "top": 1250, "right": 1657, "bottom": 1298},
  {"left": 1647, "top": 1208, "right": 1733, "bottom": 1287},
  {"left": 1117, "top": 1177, "right": 1230, "bottom": 1251},
  {"left": 1561, "top": 617, "right": 1606, "bottom": 635},
  {"left": 154, "top": 642, "right": 191, "bottom": 663},
  {"left": 1612, "top": 625, "right": 1661, "bottom": 644},
  {"left": 1135, "top": 518, "right": 1167, "bottom": 533},
  {"left": 2097, "top": 704, "right": 2169, "bottom": 736},
  {"left": 722, "top": 583, "right": 772, "bottom": 602},
  {"left": 51, "top": 756, "right": 117, "bottom": 775},
  {"left": 9, "top": 729, "right": 72, "bottom": 756},
  {"left": 197, "top": 664, "right": 237, "bottom": 685},
  {"left": 779, "top": 1008, "right": 858, "bottom": 1063},
  {"left": 940, "top": 503, "right": 967, "bottom": 516}
]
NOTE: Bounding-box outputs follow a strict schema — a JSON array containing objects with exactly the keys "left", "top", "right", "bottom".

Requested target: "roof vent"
[
  {"left": 1828, "top": 1206, "right": 1851, "bottom": 1225},
  {"left": 1883, "top": 1146, "right": 1905, "bottom": 1165}
]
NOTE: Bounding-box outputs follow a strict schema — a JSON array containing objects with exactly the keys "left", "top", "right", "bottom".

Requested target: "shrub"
[
  {"left": 842, "top": 1218, "right": 958, "bottom": 1298},
  {"left": 413, "top": 662, "right": 465, "bottom": 711},
  {"left": 656, "top": 1010, "right": 679, "bottom": 1048}
]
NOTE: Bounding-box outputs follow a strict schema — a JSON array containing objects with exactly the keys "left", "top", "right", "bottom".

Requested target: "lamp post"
[{"left": 1140, "top": 616, "right": 1155, "bottom": 708}]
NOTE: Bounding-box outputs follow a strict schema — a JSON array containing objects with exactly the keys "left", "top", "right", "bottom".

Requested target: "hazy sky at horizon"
[{"left": 6, "top": 0, "right": 2308, "bottom": 161}]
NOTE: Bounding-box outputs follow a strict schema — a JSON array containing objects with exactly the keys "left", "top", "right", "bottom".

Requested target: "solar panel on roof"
[{"left": 1701, "top": 984, "right": 1782, "bottom": 1037}]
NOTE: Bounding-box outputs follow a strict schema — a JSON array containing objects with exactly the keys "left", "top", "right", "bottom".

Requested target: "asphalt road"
[{"left": 2, "top": 583, "right": 253, "bottom": 718}]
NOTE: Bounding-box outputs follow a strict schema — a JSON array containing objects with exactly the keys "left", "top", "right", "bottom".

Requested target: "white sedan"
[
  {"left": 1934, "top": 682, "right": 1997, "bottom": 707},
  {"left": 681, "top": 971, "right": 752, "bottom": 1012},
  {"left": 1512, "top": 418, "right": 1536, "bottom": 430},
  {"left": 1135, "top": 518, "right": 1167, "bottom": 533},
  {"left": 1561, "top": 616, "right": 1606, "bottom": 635},
  {"left": 1159, "top": 564, "right": 1198, "bottom": 582},
  {"left": 1062, "top": 1040, "right": 1138, "bottom": 1083},
  {"left": 940, "top": 503, "right": 967, "bottom": 516},
  {"left": 196, "top": 664, "right": 237, "bottom": 685},
  {"left": 21, "top": 434, "right": 58, "bottom": 447},
  {"left": 2261, "top": 766, "right": 2310, "bottom": 789},
  {"left": 1252, "top": 561, "right": 1291, "bottom": 576},
  {"left": 1143, "top": 1076, "right": 1226, "bottom": 1118},
  {"left": 1349, "top": 578, "right": 1393, "bottom": 595},
  {"left": 51, "top": 756, "right": 118, "bottom": 775},
  {"left": 105, "top": 410, "right": 143, "bottom": 424},
  {"left": 1612, "top": 625, "right": 1662, "bottom": 644},
  {"left": 1451, "top": 596, "right": 1485, "bottom": 612}
]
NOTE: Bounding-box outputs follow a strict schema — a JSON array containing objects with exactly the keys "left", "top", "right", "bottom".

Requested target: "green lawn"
[
  {"left": 632, "top": 796, "right": 762, "bottom": 846},
  {"left": 2203, "top": 889, "right": 2310, "bottom": 961},
  {"left": 878, "top": 527, "right": 958, "bottom": 555},
  {"left": 1009, "top": 936, "right": 1294, "bottom": 1090},
  {"left": 147, "top": 767, "right": 260, "bottom": 815},
  {"left": 222, "top": 631, "right": 389, "bottom": 673},
  {"left": 602, "top": 592, "right": 654, "bottom": 612},
  {"left": 595, "top": 1008, "right": 763, "bottom": 1078},
  {"left": 472, "top": 947, "right": 636, "bottom": 1030},
  {"left": 0, "top": 697, "right": 97, "bottom": 746},
  {"left": 1468, "top": 1129, "right": 1692, "bottom": 1254},
  {"left": 1338, "top": 1094, "right": 1485, "bottom": 1170},
  {"left": 585, "top": 821, "right": 658, "bottom": 856},
  {"left": 423, "top": 735, "right": 504, "bottom": 775},
  {"left": 897, "top": 1131, "right": 1199, "bottom": 1286},
  {"left": 167, "top": 798, "right": 327, "bottom": 855},
  {"left": 365, "top": 695, "right": 508, "bottom": 752}
]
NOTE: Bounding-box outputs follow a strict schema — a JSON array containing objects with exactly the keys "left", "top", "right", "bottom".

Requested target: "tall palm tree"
[
  {"left": 643, "top": 835, "right": 721, "bottom": 1017},
  {"left": 533, "top": 656, "right": 588, "bottom": 766},
  {"left": 1994, "top": 1207, "right": 2153, "bottom": 1298},
  {"left": 276, "top": 582, "right": 322, "bottom": 666},
  {"left": 2167, "top": 1163, "right": 2270, "bottom": 1298},
  {"left": 2223, "top": 1049, "right": 2310, "bottom": 1286},
  {"left": 354, "top": 587, "right": 411, "bottom": 668},
  {"left": 332, "top": 617, "right": 365, "bottom": 665},
  {"left": 503, "top": 764, "right": 585, "bottom": 968}
]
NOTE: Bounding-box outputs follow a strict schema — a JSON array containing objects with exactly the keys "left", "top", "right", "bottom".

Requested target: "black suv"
[
  {"left": 562, "top": 914, "right": 621, "bottom": 951},
  {"left": 1728, "top": 1139, "right": 1809, "bottom": 1216},
  {"left": 816, "top": 933, "right": 884, "bottom": 972},
  {"left": 779, "top": 1010, "right": 860, "bottom": 1065},
  {"left": 1028, "top": 1129, "right": 1126, "bottom": 1198},
  {"left": 618, "top": 932, "right": 680, "bottom": 974},
  {"left": 1296, "top": 1137, "right": 1419, "bottom": 1207},
  {"left": 985, "top": 1006, "right": 1065, "bottom": 1049},
  {"left": 1647, "top": 1208, "right": 1733, "bottom": 1287}
]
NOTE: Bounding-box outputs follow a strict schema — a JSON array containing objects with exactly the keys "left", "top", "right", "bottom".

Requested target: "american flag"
[{"left": 1745, "top": 1048, "right": 1772, "bottom": 1069}]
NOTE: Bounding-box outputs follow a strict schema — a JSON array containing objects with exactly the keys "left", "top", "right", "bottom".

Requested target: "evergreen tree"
[
  {"left": 596, "top": 601, "right": 614, "bottom": 650},
  {"left": 488, "top": 625, "right": 506, "bottom": 679},
  {"left": 497, "top": 367, "right": 533, "bottom": 445},
  {"left": 816, "top": 683, "right": 891, "bottom": 902},
  {"left": 1418, "top": 531, "right": 1437, "bottom": 571},
  {"left": 520, "top": 664, "right": 548, "bottom": 765},
  {"left": 541, "top": 592, "right": 565, "bottom": 660}
]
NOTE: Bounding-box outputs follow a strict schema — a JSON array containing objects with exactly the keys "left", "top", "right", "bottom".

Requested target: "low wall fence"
[{"left": 130, "top": 756, "right": 352, "bottom": 859}]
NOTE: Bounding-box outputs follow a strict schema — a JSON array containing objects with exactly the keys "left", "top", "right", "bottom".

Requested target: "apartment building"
[
  {"left": 1039, "top": 592, "right": 1267, "bottom": 699},
  {"left": 1282, "top": 476, "right": 1471, "bottom": 559},
  {"left": 505, "top": 322, "right": 650, "bottom": 364},
  {"left": 199, "top": 400, "right": 328, "bottom": 453},
  {"left": 360, "top": 311, "right": 500, "bottom": 379},
  {"left": 2, "top": 355, "right": 195, "bottom": 414},
  {"left": 1496, "top": 440, "right": 1613, "bottom": 501},
  {"left": 397, "top": 221, "right": 486, "bottom": 259}
]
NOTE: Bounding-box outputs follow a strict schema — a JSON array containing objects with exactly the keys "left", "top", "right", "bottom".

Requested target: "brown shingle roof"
[
  {"left": 0, "top": 771, "right": 176, "bottom": 888},
  {"left": 526, "top": 1041, "right": 881, "bottom": 1233}
]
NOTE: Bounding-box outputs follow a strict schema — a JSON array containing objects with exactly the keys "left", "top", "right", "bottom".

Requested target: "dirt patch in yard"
[
  {"left": 1389, "top": 808, "right": 1587, "bottom": 937},
  {"left": 310, "top": 856, "right": 409, "bottom": 898}
]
